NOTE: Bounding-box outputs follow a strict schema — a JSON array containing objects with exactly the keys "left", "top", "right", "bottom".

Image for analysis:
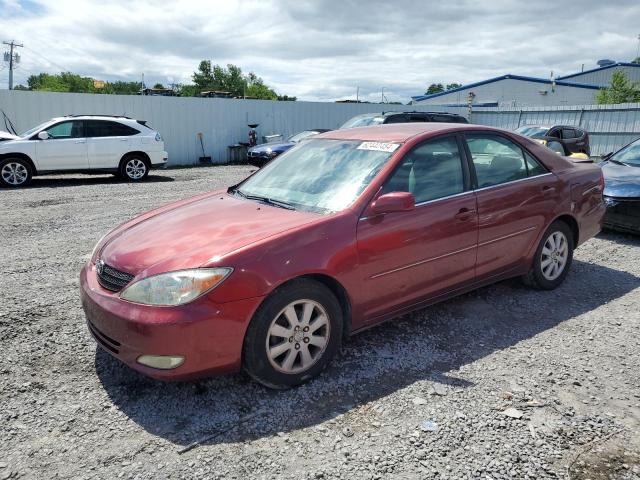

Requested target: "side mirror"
[
  {"left": 37, "top": 131, "right": 50, "bottom": 140},
  {"left": 371, "top": 192, "right": 415, "bottom": 215}
]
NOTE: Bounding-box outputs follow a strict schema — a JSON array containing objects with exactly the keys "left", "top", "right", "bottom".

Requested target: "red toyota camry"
[{"left": 80, "top": 123, "right": 605, "bottom": 388}]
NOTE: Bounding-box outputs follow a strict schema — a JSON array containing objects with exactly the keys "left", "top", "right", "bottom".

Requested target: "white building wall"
[
  {"left": 558, "top": 65, "right": 640, "bottom": 86},
  {"left": 414, "top": 78, "right": 598, "bottom": 107}
]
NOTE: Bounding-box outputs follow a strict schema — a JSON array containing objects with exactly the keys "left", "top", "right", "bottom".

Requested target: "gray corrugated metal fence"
[
  {"left": 1, "top": 90, "right": 638, "bottom": 164},
  {"left": 471, "top": 103, "right": 640, "bottom": 156},
  {"left": 0, "top": 91, "right": 466, "bottom": 165}
]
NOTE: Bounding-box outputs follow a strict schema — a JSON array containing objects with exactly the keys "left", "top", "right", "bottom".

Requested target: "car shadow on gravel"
[
  {"left": 95, "top": 259, "right": 640, "bottom": 449},
  {"left": 7, "top": 174, "right": 174, "bottom": 189}
]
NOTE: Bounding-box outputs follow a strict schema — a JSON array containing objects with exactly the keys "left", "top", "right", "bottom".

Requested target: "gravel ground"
[{"left": 1, "top": 166, "right": 639, "bottom": 480}]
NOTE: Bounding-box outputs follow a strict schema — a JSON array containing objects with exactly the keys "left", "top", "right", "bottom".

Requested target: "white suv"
[{"left": 0, "top": 115, "right": 168, "bottom": 187}]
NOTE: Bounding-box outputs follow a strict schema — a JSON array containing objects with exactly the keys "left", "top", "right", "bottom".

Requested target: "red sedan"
[{"left": 80, "top": 123, "right": 605, "bottom": 388}]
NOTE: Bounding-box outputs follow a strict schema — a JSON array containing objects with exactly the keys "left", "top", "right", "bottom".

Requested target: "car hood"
[
  {"left": 0, "top": 130, "right": 19, "bottom": 141},
  {"left": 100, "top": 192, "right": 319, "bottom": 276},
  {"left": 249, "top": 141, "right": 295, "bottom": 154},
  {"left": 601, "top": 162, "right": 640, "bottom": 198}
]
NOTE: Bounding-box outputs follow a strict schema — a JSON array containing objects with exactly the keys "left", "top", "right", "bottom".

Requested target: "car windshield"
[
  {"left": 609, "top": 139, "right": 640, "bottom": 166},
  {"left": 20, "top": 121, "right": 52, "bottom": 138},
  {"left": 235, "top": 139, "right": 398, "bottom": 213},
  {"left": 340, "top": 115, "right": 385, "bottom": 129},
  {"left": 287, "top": 131, "right": 317, "bottom": 143},
  {"left": 516, "top": 126, "right": 549, "bottom": 138}
]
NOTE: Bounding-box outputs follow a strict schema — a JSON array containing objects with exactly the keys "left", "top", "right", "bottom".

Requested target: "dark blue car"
[
  {"left": 247, "top": 129, "right": 330, "bottom": 167},
  {"left": 601, "top": 137, "right": 640, "bottom": 234}
]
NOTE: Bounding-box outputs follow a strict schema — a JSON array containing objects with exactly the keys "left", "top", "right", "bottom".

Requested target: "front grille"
[{"left": 96, "top": 261, "right": 134, "bottom": 292}]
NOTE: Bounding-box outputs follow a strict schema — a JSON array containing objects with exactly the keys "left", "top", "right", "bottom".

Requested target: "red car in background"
[{"left": 80, "top": 123, "right": 605, "bottom": 388}]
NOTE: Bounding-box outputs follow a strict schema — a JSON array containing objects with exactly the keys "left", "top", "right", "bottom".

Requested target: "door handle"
[
  {"left": 454, "top": 207, "right": 476, "bottom": 221},
  {"left": 119, "top": 138, "right": 129, "bottom": 142},
  {"left": 542, "top": 185, "right": 556, "bottom": 195},
  {"left": 74, "top": 140, "right": 86, "bottom": 144}
]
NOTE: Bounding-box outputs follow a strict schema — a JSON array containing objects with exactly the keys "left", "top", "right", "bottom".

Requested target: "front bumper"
[
  {"left": 80, "top": 262, "right": 265, "bottom": 380},
  {"left": 603, "top": 196, "right": 640, "bottom": 234}
]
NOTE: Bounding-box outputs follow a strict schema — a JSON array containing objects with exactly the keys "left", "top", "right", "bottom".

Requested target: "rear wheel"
[
  {"left": 0, "top": 158, "right": 32, "bottom": 188},
  {"left": 118, "top": 155, "right": 149, "bottom": 181},
  {"left": 523, "top": 220, "right": 573, "bottom": 290},
  {"left": 243, "top": 279, "right": 343, "bottom": 389}
]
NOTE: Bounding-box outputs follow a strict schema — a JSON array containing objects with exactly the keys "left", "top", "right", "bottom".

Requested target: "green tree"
[
  {"left": 446, "top": 83, "right": 462, "bottom": 90},
  {"left": 632, "top": 57, "right": 640, "bottom": 64},
  {"left": 426, "top": 83, "right": 444, "bottom": 94},
  {"left": 101, "top": 81, "right": 142, "bottom": 95},
  {"left": 596, "top": 71, "right": 640, "bottom": 104},
  {"left": 190, "top": 60, "right": 287, "bottom": 100},
  {"left": 153, "top": 83, "right": 165, "bottom": 89},
  {"left": 192, "top": 60, "right": 215, "bottom": 89},
  {"left": 27, "top": 72, "right": 95, "bottom": 93}
]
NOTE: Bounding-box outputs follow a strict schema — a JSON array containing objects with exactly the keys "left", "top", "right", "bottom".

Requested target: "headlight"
[
  {"left": 120, "top": 268, "right": 232, "bottom": 306},
  {"left": 155, "top": 132, "right": 162, "bottom": 142}
]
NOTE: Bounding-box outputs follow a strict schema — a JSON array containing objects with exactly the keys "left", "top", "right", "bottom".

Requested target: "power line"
[
  {"left": 21, "top": 44, "right": 69, "bottom": 73},
  {"left": 3, "top": 40, "right": 23, "bottom": 89}
]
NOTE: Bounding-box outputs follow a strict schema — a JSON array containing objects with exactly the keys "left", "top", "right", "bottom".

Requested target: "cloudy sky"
[{"left": 1, "top": 0, "right": 639, "bottom": 102}]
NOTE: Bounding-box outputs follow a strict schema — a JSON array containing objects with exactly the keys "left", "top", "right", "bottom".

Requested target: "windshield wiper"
[
  {"left": 607, "top": 158, "right": 629, "bottom": 166},
  {"left": 233, "top": 189, "right": 296, "bottom": 210}
]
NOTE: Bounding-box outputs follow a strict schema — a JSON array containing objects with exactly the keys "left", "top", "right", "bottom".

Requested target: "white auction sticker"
[{"left": 357, "top": 141, "right": 400, "bottom": 153}]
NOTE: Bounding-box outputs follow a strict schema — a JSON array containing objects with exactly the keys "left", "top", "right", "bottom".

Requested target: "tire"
[
  {"left": 522, "top": 220, "right": 574, "bottom": 290},
  {"left": 118, "top": 155, "right": 149, "bottom": 182},
  {"left": 243, "top": 279, "right": 343, "bottom": 389},
  {"left": 0, "top": 158, "right": 33, "bottom": 188}
]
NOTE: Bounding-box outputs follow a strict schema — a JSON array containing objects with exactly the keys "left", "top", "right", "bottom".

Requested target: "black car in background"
[
  {"left": 247, "top": 129, "right": 330, "bottom": 167},
  {"left": 515, "top": 125, "right": 590, "bottom": 156},
  {"left": 340, "top": 111, "right": 468, "bottom": 129},
  {"left": 600, "top": 137, "right": 640, "bottom": 234}
]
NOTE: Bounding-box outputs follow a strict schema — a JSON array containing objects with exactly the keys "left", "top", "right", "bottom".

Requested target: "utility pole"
[
  {"left": 636, "top": 33, "right": 640, "bottom": 60},
  {"left": 3, "top": 40, "right": 23, "bottom": 90}
]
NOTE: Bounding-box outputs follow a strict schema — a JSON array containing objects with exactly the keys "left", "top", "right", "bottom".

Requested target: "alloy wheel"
[
  {"left": 540, "top": 231, "right": 568, "bottom": 281},
  {"left": 125, "top": 159, "right": 147, "bottom": 180},
  {"left": 1, "top": 162, "right": 28, "bottom": 186},
  {"left": 265, "top": 299, "right": 331, "bottom": 374}
]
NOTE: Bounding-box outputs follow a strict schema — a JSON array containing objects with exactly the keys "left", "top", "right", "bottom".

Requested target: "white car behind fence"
[{"left": 0, "top": 115, "right": 168, "bottom": 187}]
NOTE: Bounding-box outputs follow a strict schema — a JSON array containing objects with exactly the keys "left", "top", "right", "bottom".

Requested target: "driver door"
[
  {"left": 35, "top": 120, "right": 88, "bottom": 171},
  {"left": 356, "top": 135, "right": 478, "bottom": 322}
]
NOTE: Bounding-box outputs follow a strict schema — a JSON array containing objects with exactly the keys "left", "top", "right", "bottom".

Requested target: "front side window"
[
  {"left": 466, "top": 134, "right": 546, "bottom": 188},
  {"left": 45, "top": 121, "right": 83, "bottom": 139},
  {"left": 236, "top": 139, "right": 398, "bottom": 213},
  {"left": 383, "top": 136, "right": 465, "bottom": 203}
]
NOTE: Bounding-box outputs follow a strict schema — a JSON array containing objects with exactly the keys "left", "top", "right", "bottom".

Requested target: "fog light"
[{"left": 137, "top": 355, "right": 184, "bottom": 370}]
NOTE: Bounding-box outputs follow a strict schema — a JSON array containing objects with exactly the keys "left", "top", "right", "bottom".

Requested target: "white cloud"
[{"left": 1, "top": 0, "right": 639, "bottom": 102}]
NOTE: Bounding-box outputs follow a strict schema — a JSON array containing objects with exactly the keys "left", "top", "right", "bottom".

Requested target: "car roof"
[
  {"left": 51, "top": 115, "right": 136, "bottom": 122},
  {"left": 315, "top": 123, "right": 500, "bottom": 142}
]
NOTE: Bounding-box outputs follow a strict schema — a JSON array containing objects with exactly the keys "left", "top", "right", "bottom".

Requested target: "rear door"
[
  {"left": 356, "top": 135, "right": 478, "bottom": 321},
  {"left": 35, "top": 120, "right": 88, "bottom": 171},
  {"left": 85, "top": 120, "right": 139, "bottom": 169},
  {"left": 463, "top": 133, "right": 559, "bottom": 278}
]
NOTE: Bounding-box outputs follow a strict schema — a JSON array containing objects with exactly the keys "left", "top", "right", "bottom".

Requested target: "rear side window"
[
  {"left": 382, "top": 136, "right": 465, "bottom": 203},
  {"left": 562, "top": 128, "right": 577, "bottom": 139},
  {"left": 383, "top": 114, "right": 409, "bottom": 124},
  {"left": 465, "top": 134, "right": 546, "bottom": 188},
  {"left": 85, "top": 120, "right": 139, "bottom": 137}
]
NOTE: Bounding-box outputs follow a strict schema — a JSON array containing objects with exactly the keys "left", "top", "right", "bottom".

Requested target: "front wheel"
[
  {"left": 119, "top": 156, "right": 149, "bottom": 181},
  {"left": 0, "top": 158, "right": 32, "bottom": 188},
  {"left": 523, "top": 220, "right": 574, "bottom": 290},
  {"left": 243, "top": 279, "right": 343, "bottom": 389}
]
